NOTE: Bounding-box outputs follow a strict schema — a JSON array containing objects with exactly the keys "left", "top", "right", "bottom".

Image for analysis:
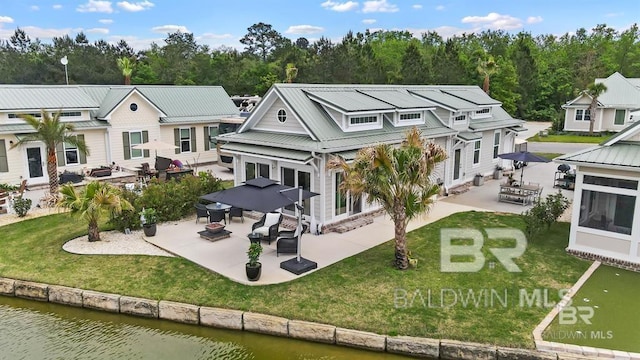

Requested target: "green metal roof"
[
  {"left": 456, "top": 131, "right": 482, "bottom": 141},
  {"left": 556, "top": 142, "right": 640, "bottom": 168},
  {"left": 357, "top": 90, "right": 434, "bottom": 109},
  {"left": 442, "top": 89, "right": 501, "bottom": 106},
  {"left": 0, "top": 120, "right": 109, "bottom": 134},
  {"left": 305, "top": 90, "right": 395, "bottom": 112},
  {"left": 333, "top": 149, "right": 359, "bottom": 161},
  {"left": 220, "top": 143, "right": 312, "bottom": 162},
  {"left": 408, "top": 89, "right": 478, "bottom": 111},
  {"left": 601, "top": 120, "right": 640, "bottom": 146},
  {"left": 0, "top": 86, "right": 99, "bottom": 110}
]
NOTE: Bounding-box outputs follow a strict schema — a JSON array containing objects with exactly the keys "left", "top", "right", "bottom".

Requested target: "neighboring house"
[
  {"left": 555, "top": 121, "right": 640, "bottom": 267},
  {"left": 0, "top": 85, "right": 239, "bottom": 186},
  {"left": 218, "top": 83, "right": 524, "bottom": 231},
  {"left": 562, "top": 72, "right": 640, "bottom": 133}
]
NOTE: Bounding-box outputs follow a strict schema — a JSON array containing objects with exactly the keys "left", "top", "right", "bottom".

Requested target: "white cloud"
[
  {"left": 30, "top": 5, "right": 40, "bottom": 11},
  {"left": 77, "top": 0, "right": 114, "bottom": 13},
  {"left": 362, "top": 0, "right": 398, "bottom": 13},
  {"left": 362, "top": 18, "right": 377, "bottom": 24},
  {"left": 99, "top": 19, "right": 114, "bottom": 24},
  {"left": 461, "top": 12, "right": 522, "bottom": 30},
  {"left": 53, "top": 4, "right": 62, "bottom": 10},
  {"left": 285, "top": 25, "right": 325, "bottom": 34},
  {"left": 86, "top": 27, "right": 109, "bottom": 34},
  {"left": 526, "top": 16, "right": 543, "bottom": 24},
  {"left": 0, "top": 16, "right": 14, "bottom": 23},
  {"left": 435, "top": 5, "right": 445, "bottom": 11},
  {"left": 108, "top": 35, "right": 161, "bottom": 51},
  {"left": 412, "top": 4, "right": 422, "bottom": 9},
  {"left": 117, "top": 1, "right": 154, "bottom": 12},
  {"left": 0, "top": 25, "right": 72, "bottom": 40},
  {"left": 605, "top": 12, "right": 623, "bottom": 18},
  {"left": 151, "top": 24, "right": 189, "bottom": 34},
  {"left": 321, "top": 1, "right": 359, "bottom": 12}
]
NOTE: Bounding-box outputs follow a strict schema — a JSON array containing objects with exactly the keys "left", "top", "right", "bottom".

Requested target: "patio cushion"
[
  {"left": 264, "top": 212, "right": 281, "bottom": 227},
  {"left": 253, "top": 226, "right": 270, "bottom": 236}
]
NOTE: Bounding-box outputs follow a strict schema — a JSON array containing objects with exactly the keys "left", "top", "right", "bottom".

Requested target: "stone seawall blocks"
[
  {"left": 120, "top": 296, "right": 159, "bottom": 318},
  {"left": 335, "top": 328, "right": 386, "bottom": 352},
  {"left": 288, "top": 320, "right": 336, "bottom": 344},
  {"left": 159, "top": 301, "right": 199, "bottom": 324},
  {"left": 14, "top": 280, "right": 48, "bottom": 301},
  {"left": 497, "top": 347, "right": 557, "bottom": 360},
  {"left": 82, "top": 291, "right": 120, "bottom": 312},
  {"left": 200, "top": 307, "right": 243, "bottom": 330},
  {"left": 0, "top": 278, "right": 15, "bottom": 296},
  {"left": 48, "top": 285, "right": 83, "bottom": 307},
  {"left": 386, "top": 336, "right": 439, "bottom": 358},
  {"left": 243, "top": 312, "right": 288, "bottom": 336},
  {"left": 440, "top": 339, "right": 497, "bottom": 360}
]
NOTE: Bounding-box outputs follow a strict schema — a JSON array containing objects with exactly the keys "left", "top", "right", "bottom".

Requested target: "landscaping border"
[
  {"left": 533, "top": 261, "right": 640, "bottom": 359},
  {"left": 0, "top": 276, "right": 599, "bottom": 359}
]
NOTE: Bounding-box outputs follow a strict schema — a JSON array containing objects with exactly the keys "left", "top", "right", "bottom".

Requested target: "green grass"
[
  {"left": 543, "top": 265, "right": 640, "bottom": 352},
  {"left": 527, "top": 133, "right": 612, "bottom": 144},
  {"left": 0, "top": 211, "right": 590, "bottom": 348}
]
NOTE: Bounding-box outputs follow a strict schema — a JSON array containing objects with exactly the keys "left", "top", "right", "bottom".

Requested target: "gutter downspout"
[{"left": 310, "top": 151, "right": 323, "bottom": 235}]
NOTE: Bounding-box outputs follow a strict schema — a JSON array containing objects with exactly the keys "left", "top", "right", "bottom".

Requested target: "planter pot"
[
  {"left": 143, "top": 223, "right": 157, "bottom": 237},
  {"left": 473, "top": 175, "right": 484, "bottom": 186},
  {"left": 493, "top": 170, "right": 502, "bottom": 180},
  {"left": 246, "top": 262, "right": 262, "bottom": 281}
]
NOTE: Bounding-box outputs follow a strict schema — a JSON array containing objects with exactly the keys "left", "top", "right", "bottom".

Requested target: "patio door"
[
  {"left": 26, "top": 145, "right": 48, "bottom": 183},
  {"left": 281, "top": 167, "right": 311, "bottom": 216},
  {"left": 453, "top": 149, "right": 461, "bottom": 181},
  {"left": 334, "top": 172, "right": 362, "bottom": 217}
]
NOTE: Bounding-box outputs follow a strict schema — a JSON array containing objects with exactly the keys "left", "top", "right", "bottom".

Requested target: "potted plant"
[
  {"left": 245, "top": 242, "right": 263, "bottom": 281},
  {"left": 140, "top": 208, "right": 158, "bottom": 237},
  {"left": 473, "top": 173, "right": 484, "bottom": 186},
  {"left": 493, "top": 164, "right": 503, "bottom": 179}
]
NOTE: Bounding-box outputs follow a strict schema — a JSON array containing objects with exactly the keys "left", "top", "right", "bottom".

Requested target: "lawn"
[
  {"left": 543, "top": 265, "right": 640, "bottom": 352},
  {"left": 527, "top": 133, "right": 612, "bottom": 144},
  {"left": 0, "top": 211, "right": 590, "bottom": 348}
]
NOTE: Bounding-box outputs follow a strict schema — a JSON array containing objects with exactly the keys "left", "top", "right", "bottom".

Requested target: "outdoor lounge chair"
[
  {"left": 277, "top": 224, "right": 308, "bottom": 257},
  {"left": 251, "top": 212, "right": 282, "bottom": 245},
  {"left": 228, "top": 207, "right": 244, "bottom": 223},
  {"left": 195, "top": 203, "right": 209, "bottom": 223},
  {"left": 208, "top": 208, "right": 226, "bottom": 224}
]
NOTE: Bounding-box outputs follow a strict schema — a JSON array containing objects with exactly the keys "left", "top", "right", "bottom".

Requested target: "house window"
[
  {"left": 493, "top": 131, "right": 500, "bottom": 159},
  {"left": 349, "top": 116, "right": 378, "bottom": 125},
  {"left": 57, "top": 111, "right": 82, "bottom": 117},
  {"left": 614, "top": 110, "right": 625, "bottom": 125},
  {"left": 245, "top": 162, "right": 270, "bottom": 181},
  {"left": 130, "top": 103, "right": 138, "bottom": 112},
  {"left": 579, "top": 190, "right": 635, "bottom": 235},
  {"left": 476, "top": 108, "right": 490, "bottom": 115},
  {"left": 0, "top": 140, "right": 8, "bottom": 172},
  {"left": 180, "top": 128, "right": 191, "bottom": 153},
  {"left": 277, "top": 109, "right": 287, "bottom": 123},
  {"left": 207, "top": 126, "right": 219, "bottom": 150},
  {"left": 64, "top": 138, "right": 79, "bottom": 165},
  {"left": 8, "top": 112, "right": 41, "bottom": 119},
  {"left": 282, "top": 167, "right": 311, "bottom": 215},
  {"left": 575, "top": 109, "right": 591, "bottom": 121},
  {"left": 400, "top": 113, "right": 421, "bottom": 121},
  {"left": 583, "top": 175, "right": 638, "bottom": 189},
  {"left": 454, "top": 114, "right": 466, "bottom": 122},
  {"left": 473, "top": 140, "right": 481, "bottom": 165},
  {"left": 129, "top": 131, "right": 143, "bottom": 159},
  {"left": 335, "top": 172, "right": 347, "bottom": 216}
]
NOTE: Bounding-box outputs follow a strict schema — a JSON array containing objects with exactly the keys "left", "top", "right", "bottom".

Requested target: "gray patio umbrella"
[
  {"left": 497, "top": 151, "right": 550, "bottom": 185},
  {"left": 200, "top": 177, "right": 320, "bottom": 275}
]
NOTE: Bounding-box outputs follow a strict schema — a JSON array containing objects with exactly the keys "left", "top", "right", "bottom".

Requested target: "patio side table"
[{"left": 248, "top": 233, "right": 261, "bottom": 244}]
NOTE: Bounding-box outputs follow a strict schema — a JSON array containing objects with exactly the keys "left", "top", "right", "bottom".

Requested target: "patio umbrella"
[
  {"left": 200, "top": 177, "right": 320, "bottom": 275},
  {"left": 497, "top": 151, "right": 550, "bottom": 185},
  {"left": 132, "top": 140, "right": 178, "bottom": 157}
]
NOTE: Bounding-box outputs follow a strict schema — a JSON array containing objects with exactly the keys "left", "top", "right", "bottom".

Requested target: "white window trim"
[
  {"left": 63, "top": 136, "right": 80, "bottom": 166},
  {"left": 345, "top": 114, "right": 382, "bottom": 131},
  {"left": 208, "top": 126, "right": 218, "bottom": 151},
  {"left": 470, "top": 108, "right": 491, "bottom": 119},
  {"left": 453, "top": 113, "right": 467, "bottom": 122},
  {"left": 493, "top": 130, "right": 500, "bottom": 160},
  {"left": 129, "top": 130, "right": 144, "bottom": 159},
  {"left": 472, "top": 140, "right": 481, "bottom": 166},
  {"left": 575, "top": 108, "right": 591, "bottom": 121},
  {"left": 613, "top": 109, "right": 626, "bottom": 126},
  {"left": 179, "top": 127, "right": 192, "bottom": 153},
  {"left": 277, "top": 108, "right": 287, "bottom": 123}
]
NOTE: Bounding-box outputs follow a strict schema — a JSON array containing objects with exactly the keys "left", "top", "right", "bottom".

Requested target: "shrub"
[
  {"left": 140, "top": 208, "right": 158, "bottom": 225},
  {"left": 108, "top": 188, "right": 142, "bottom": 232},
  {"left": 0, "top": 183, "right": 18, "bottom": 192},
  {"left": 544, "top": 190, "right": 570, "bottom": 229},
  {"left": 12, "top": 197, "right": 32, "bottom": 217},
  {"left": 521, "top": 190, "right": 570, "bottom": 238}
]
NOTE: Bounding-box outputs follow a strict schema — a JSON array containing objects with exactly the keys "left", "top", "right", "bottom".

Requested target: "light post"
[{"left": 60, "top": 56, "right": 69, "bottom": 85}]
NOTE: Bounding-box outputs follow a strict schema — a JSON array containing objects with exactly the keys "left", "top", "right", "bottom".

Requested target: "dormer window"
[
  {"left": 471, "top": 107, "right": 491, "bottom": 119},
  {"left": 400, "top": 113, "right": 421, "bottom": 121},
  {"left": 349, "top": 115, "right": 377, "bottom": 125},
  {"left": 476, "top": 108, "right": 490, "bottom": 115},
  {"left": 454, "top": 114, "right": 467, "bottom": 122}
]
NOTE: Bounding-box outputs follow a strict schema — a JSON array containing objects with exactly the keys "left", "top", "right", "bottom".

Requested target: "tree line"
[{"left": 1, "top": 22, "right": 639, "bottom": 121}]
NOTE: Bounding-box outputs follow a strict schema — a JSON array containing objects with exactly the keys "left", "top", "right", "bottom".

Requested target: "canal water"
[{"left": 0, "top": 296, "right": 415, "bottom": 359}]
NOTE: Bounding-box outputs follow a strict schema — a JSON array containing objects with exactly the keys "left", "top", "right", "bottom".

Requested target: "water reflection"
[{"left": 0, "top": 297, "right": 413, "bottom": 360}]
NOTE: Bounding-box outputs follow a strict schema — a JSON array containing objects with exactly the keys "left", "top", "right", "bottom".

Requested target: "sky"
[{"left": 0, "top": 0, "right": 638, "bottom": 51}]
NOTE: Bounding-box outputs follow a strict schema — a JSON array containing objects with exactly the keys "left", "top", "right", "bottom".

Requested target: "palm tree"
[
  {"left": 11, "top": 110, "right": 89, "bottom": 196},
  {"left": 586, "top": 82, "right": 608, "bottom": 134},
  {"left": 116, "top": 57, "right": 134, "bottom": 85},
  {"left": 285, "top": 63, "right": 298, "bottom": 83},
  {"left": 58, "top": 181, "right": 132, "bottom": 242},
  {"left": 477, "top": 55, "right": 498, "bottom": 94},
  {"left": 327, "top": 127, "right": 447, "bottom": 270}
]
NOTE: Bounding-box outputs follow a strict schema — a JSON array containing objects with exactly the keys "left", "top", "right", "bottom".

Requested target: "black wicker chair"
[
  {"left": 208, "top": 208, "right": 226, "bottom": 224},
  {"left": 251, "top": 212, "right": 282, "bottom": 245},
  {"left": 195, "top": 203, "right": 209, "bottom": 223},
  {"left": 228, "top": 207, "right": 244, "bottom": 223},
  {"left": 277, "top": 224, "right": 308, "bottom": 257}
]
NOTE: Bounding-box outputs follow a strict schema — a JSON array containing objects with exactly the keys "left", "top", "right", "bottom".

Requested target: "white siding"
[
  {"left": 58, "top": 129, "right": 108, "bottom": 173},
  {"left": 253, "top": 98, "right": 306, "bottom": 134},
  {"left": 0, "top": 135, "right": 25, "bottom": 185}
]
